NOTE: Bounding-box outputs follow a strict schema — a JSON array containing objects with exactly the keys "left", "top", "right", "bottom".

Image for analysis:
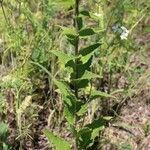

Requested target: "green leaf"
[
  {"left": 80, "top": 10, "right": 90, "bottom": 17},
  {"left": 55, "top": 0, "right": 74, "bottom": 9},
  {"left": 43, "top": 129, "right": 71, "bottom": 150},
  {"left": 67, "top": 38, "right": 78, "bottom": 46},
  {"left": 77, "top": 118, "right": 110, "bottom": 149},
  {"left": 50, "top": 50, "right": 75, "bottom": 65},
  {"left": 79, "top": 43, "right": 101, "bottom": 63},
  {"left": 77, "top": 57, "right": 92, "bottom": 78},
  {"left": 77, "top": 103, "right": 88, "bottom": 116},
  {"left": 54, "top": 80, "right": 75, "bottom": 103},
  {"left": 70, "top": 57, "right": 93, "bottom": 89},
  {"left": 54, "top": 80, "right": 76, "bottom": 125},
  {"left": 71, "top": 79, "right": 89, "bottom": 89},
  {"left": 62, "top": 28, "right": 78, "bottom": 39},
  {"left": 61, "top": 27, "right": 78, "bottom": 45},
  {"left": 90, "top": 90, "right": 116, "bottom": 100},
  {"left": 77, "top": 16, "right": 83, "bottom": 30},
  {"left": 75, "top": 70, "right": 102, "bottom": 81},
  {"left": 77, "top": 127, "right": 92, "bottom": 149},
  {"left": 79, "top": 43, "right": 101, "bottom": 56},
  {"left": 63, "top": 105, "right": 75, "bottom": 125},
  {"left": 0, "top": 122, "right": 8, "bottom": 141},
  {"left": 85, "top": 118, "right": 107, "bottom": 140},
  {"left": 79, "top": 28, "right": 96, "bottom": 37}
]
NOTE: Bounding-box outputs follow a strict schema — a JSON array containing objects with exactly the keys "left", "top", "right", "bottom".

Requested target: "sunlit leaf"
[
  {"left": 50, "top": 50, "right": 75, "bottom": 65},
  {"left": 43, "top": 129, "right": 71, "bottom": 150},
  {"left": 62, "top": 28, "right": 78, "bottom": 39}
]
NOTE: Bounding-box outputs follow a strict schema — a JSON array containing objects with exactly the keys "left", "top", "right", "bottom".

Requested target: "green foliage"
[
  {"left": 55, "top": 80, "right": 77, "bottom": 125},
  {"left": 79, "top": 28, "right": 96, "bottom": 37},
  {"left": 0, "top": 122, "right": 9, "bottom": 149},
  {"left": 0, "top": 122, "right": 8, "bottom": 140},
  {"left": 50, "top": 50, "right": 76, "bottom": 67},
  {"left": 43, "top": 129, "right": 71, "bottom": 150},
  {"left": 0, "top": 0, "right": 149, "bottom": 149},
  {"left": 77, "top": 118, "right": 109, "bottom": 149},
  {"left": 43, "top": 1, "right": 112, "bottom": 149}
]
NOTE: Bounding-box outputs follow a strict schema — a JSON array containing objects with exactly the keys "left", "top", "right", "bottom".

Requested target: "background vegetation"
[{"left": 0, "top": 0, "right": 149, "bottom": 149}]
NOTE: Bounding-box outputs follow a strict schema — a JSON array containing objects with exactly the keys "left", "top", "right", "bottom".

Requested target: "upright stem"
[
  {"left": 74, "top": 0, "right": 79, "bottom": 150},
  {"left": 74, "top": 0, "right": 79, "bottom": 98}
]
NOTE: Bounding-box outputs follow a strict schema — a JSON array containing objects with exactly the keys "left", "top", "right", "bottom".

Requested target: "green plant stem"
[
  {"left": 74, "top": 0, "right": 80, "bottom": 150},
  {"left": 74, "top": 0, "right": 79, "bottom": 97}
]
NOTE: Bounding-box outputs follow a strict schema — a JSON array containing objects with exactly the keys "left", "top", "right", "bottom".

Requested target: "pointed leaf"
[
  {"left": 64, "top": 104, "right": 75, "bottom": 125},
  {"left": 43, "top": 129, "right": 71, "bottom": 150},
  {"left": 79, "top": 28, "right": 96, "bottom": 36},
  {"left": 79, "top": 43, "right": 101, "bottom": 56}
]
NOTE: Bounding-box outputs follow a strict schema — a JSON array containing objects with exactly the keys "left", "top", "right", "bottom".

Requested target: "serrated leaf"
[
  {"left": 79, "top": 28, "right": 96, "bottom": 37},
  {"left": 43, "top": 129, "right": 71, "bottom": 150}
]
